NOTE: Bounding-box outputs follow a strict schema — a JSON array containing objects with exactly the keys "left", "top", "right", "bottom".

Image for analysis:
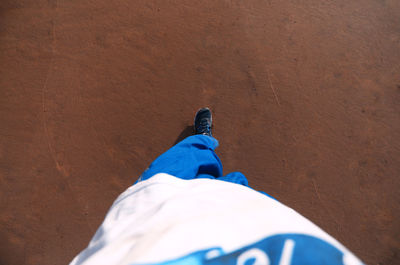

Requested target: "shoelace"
[{"left": 196, "top": 120, "right": 211, "bottom": 134}]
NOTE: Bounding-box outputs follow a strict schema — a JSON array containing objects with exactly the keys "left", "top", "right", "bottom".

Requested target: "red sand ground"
[{"left": 1, "top": 0, "right": 399, "bottom": 264}]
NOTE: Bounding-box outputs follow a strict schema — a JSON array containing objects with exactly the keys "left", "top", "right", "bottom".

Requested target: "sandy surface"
[{"left": 1, "top": 0, "right": 399, "bottom": 264}]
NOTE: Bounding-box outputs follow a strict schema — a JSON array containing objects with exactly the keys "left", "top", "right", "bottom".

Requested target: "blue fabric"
[
  {"left": 136, "top": 134, "right": 273, "bottom": 198},
  {"left": 137, "top": 135, "right": 245, "bottom": 185}
]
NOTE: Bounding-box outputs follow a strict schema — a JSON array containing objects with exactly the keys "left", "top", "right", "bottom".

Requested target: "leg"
[
  {"left": 136, "top": 134, "right": 223, "bottom": 183},
  {"left": 135, "top": 107, "right": 275, "bottom": 199}
]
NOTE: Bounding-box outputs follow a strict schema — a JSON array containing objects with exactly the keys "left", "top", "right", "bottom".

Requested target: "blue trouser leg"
[
  {"left": 135, "top": 135, "right": 274, "bottom": 199},
  {"left": 137, "top": 135, "right": 223, "bottom": 182},
  {"left": 136, "top": 135, "right": 245, "bottom": 184}
]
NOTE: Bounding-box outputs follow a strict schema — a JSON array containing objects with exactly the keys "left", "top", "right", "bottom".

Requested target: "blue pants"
[{"left": 137, "top": 135, "right": 249, "bottom": 186}]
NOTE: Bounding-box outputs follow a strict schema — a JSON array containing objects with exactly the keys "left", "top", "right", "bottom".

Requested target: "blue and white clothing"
[{"left": 70, "top": 135, "right": 363, "bottom": 265}]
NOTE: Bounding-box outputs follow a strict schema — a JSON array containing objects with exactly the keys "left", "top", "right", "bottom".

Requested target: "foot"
[{"left": 194, "top": 107, "right": 212, "bottom": 136}]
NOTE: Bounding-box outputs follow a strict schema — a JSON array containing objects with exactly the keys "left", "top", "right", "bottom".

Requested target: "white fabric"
[{"left": 70, "top": 173, "right": 362, "bottom": 265}]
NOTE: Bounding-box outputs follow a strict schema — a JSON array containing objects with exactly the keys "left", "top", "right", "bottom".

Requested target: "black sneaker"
[{"left": 194, "top": 107, "right": 212, "bottom": 136}]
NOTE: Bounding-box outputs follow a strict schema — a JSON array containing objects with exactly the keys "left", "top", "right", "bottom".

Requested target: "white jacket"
[{"left": 70, "top": 173, "right": 363, "bottom": 265}]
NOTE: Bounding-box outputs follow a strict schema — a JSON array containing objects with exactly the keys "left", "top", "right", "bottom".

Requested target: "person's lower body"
[
  {"left": 135, "top": 107, "right": 274, "bottom": 199},
  {"left": 135, "top": 134, "right": 249, "bottom": 187}
]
